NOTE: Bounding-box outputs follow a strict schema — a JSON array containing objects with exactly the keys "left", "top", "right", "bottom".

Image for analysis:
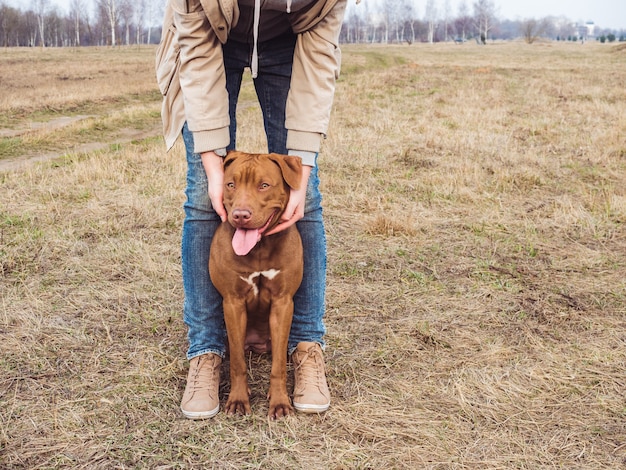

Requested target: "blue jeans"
[{"left": 182, "top": 33, "right": 327, "bottom": 360}]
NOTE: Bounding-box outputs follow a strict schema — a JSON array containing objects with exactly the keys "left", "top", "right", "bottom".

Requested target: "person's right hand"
[{"left": 201, "top": 151, "right": 227, "bottom": 223}]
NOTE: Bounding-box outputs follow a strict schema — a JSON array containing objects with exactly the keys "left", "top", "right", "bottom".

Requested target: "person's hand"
[
  {"left": 265, "top": 165, "right": 312, "bottom": 236},
  {"left": 201, "top": 151, "right": 227, "bottom": 223}
]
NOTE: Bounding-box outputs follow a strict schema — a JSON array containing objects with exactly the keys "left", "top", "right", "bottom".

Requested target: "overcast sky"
[
  {"left": 493, "top": 0, "right": 625, "bottom": 29},
  {"left": 27, "top": 0, "right": 626, "bottom": 30}
]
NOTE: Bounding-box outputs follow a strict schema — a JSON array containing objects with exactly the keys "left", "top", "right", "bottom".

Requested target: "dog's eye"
[
  {"left": 226, "top": 182, "right": 235, "bottom": 189},
  {"left": 259, "top": 183, "right": 270, "bottom": 190}
]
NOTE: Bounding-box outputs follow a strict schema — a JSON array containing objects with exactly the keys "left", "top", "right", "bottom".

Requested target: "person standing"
[{"left": 156, "top": 0, "right": 350, "bottom": 418}]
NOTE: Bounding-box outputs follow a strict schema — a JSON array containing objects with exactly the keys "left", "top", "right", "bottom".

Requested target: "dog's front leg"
[
  {"left": 267, "top": 296, "right": 294, "bottom": 419},
  {"left": 223, "top": 297, "right": 251, "bottom": 415}
]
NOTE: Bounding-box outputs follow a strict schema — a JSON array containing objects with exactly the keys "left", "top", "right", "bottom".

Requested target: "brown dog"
[{"left": 209, "top": 151, "right": 303, "bottom": 419}]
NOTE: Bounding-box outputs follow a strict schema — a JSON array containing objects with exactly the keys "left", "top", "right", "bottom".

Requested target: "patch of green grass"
[
  {"left": 0, "top": 90, "right": 162, "bottom": 129},
  {"left": 340, "top": 50, "right": 408, "bottom": 76},
  {"left": 0, "top": 104, "right": 161, "bottom": 162},
  {"left": 0, "top": 137, "right": 24, "bottom": 159}
]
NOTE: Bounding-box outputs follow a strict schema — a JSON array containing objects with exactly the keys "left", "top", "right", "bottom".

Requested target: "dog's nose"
[{"left": 232, "top": 209, "right": 252, "bottom": 223}]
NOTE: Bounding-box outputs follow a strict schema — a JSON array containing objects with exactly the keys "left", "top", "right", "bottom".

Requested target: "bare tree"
[
  {"left": 0, "top": 3, "right": 20, "bottom": 46},
  {"left": 520, "top": 17, "right": 550, "bottom": 44},
  {"left": 442, "top": 0, "right": 451, "bottom": 41},
  {"left": 402, "top": 0, "right": 418, "bottom": 44},
  {"left": 379, "top": 0, "right": 393, "bottom": 43},
  {"left": 142, "top": 0, "right": 163, "bottom": 45},
  {"left": 473, "top": 0, "right": 497, "bottom": 44},
  {"left": 69, "top": 0, "right": 85, "bottom": 46},
  {"left": 391, "top": 0, "right": 406, "bottom": 43},
  {"left": 46, "top": 8, "right": 62, "bottom": 46},
  {"left": 454, "top": 0, "right": 472, "bottom": 40},
  {"left": 119, "top": 0, "right": 133, "bottom": 45},
  {"left": 134, "top": 0, "right": 146, "bottom": 44},
  {"left": 425, "top": 0, "right": 438, "bottom": 43},
  {"left": 32, "top": 0, "right": 50, "bottom": 47},
  {"left": 342, "top": 6, "right": 361, "bottom": 43},
  {"left": 97, "top": 0, "right": 120, "bottom": 45},
  {"left": 23, "top": 9, "right": 38, "bottom": 46}
]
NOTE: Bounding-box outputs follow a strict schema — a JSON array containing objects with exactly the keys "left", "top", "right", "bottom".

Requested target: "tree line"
[
  {"left": 340, "top": 0, "right": 625, "bottom": 45},
  {"left": 1, "top": 0, "right": 624, "bottom": 48},
  {"left": 0, "top": 0, "right": 163, "bottom": 47}
]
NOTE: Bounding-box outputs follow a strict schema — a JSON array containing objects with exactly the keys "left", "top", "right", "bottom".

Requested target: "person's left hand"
[{"left": 265, "top": 165, "right": 312, "bottom": 236}]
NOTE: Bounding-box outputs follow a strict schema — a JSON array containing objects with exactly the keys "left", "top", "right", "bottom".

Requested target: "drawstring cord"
[
  {"left": 251, "top": 0, "right": 261, "bottom": 78},
  {"left": 251, "top": 0, "right": 294, "bottom": 78}
]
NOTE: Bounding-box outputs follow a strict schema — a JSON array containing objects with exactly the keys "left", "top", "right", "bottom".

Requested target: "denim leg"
[
  {"left": 253, "top": 33, "right": 296, "bottom": 154},
  {"left": 290, "top": 164, "right": 327, "bottom": 354},
  {"left": 223, "top": 33, "right": 295, "bottom": 154},
  {"left": 181, "top": 123, "right": 227, "bottom": 359},
  {"left": 223, "top": 39, "right": 247, "bottom": 152}
]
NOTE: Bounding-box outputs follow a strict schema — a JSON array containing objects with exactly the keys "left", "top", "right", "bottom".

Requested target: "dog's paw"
[
  {"left": 268, "top": 399, "right": 293, "bottom": 420},
  {"left": 225, "top": 396, "right": 251, "bottom": 416}
]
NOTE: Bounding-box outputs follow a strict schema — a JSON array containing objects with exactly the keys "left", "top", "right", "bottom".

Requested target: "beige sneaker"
[
  {"left": 180, "top": 353, "right": 221, "bottom": 419},
  {"left": 291, "top": 342, "right": 331, "bottom": 413}
]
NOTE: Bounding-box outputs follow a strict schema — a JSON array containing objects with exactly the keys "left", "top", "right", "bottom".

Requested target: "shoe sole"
[
  {"left": 293, "top": 402, "right": 330, "bottom": 414},
  {"left": 181, "top": 405, "right": 220, "bottom": 419}
]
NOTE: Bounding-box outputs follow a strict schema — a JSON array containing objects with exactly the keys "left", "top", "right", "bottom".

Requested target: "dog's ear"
[
  {"left": 267, "top": 154, "right": 302, "bottom": 190},
  {"left": 223, "top": 150, "right": 243, "bottom": 170}
]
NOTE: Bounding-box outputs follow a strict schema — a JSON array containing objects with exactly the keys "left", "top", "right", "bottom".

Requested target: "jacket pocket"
[{"left": 155, "top": 19, "right": 179, "bottom": 96}]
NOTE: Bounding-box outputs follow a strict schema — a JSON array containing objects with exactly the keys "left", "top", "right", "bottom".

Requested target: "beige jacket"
[{"left": 156, "top": 0, "right": 348, "bottom": 165}]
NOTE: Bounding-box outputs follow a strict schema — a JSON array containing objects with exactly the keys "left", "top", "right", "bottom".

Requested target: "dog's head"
[{"left": 222, "top": 151, "right": 302, "bottom": 256}]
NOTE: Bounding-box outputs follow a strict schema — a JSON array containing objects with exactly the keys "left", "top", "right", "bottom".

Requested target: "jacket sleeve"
[
  {"left": 171, "top": 0, "right": 231, "bottom": 154},
  {"left": 155, "top": 1, "right": 184, "bottom": 151},
  {"left": 285, "top": 0, "right": 348, "bottom": 166}
]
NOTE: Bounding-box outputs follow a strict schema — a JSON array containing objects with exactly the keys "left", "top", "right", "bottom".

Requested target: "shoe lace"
[
  {"left": 294, "top": 347, "right": 324, "bottom": 393},
  {"left": 189, "top": 355, "right": 219, "bottom": 396}
]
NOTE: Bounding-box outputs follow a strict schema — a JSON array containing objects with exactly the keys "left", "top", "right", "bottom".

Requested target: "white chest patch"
[{"left": 239, "top": 269, "right": 281, "bottom": 296}]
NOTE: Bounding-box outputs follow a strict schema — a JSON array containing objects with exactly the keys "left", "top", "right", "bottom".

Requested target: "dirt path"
[
  {"left": 0, "top": 115, "right": 95, "bottom": 139},
  {"left": 0, "top": 118, "right": 162, "bottom": 172},
  {"left": 0, "top": 100, "right": 261, "bottom": 172}
]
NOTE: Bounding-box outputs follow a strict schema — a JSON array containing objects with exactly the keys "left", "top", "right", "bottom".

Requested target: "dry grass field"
[
  {"left": 1, "top": 41, "right": 625, "bottom": 468},
  {"left": 0, "top": 46, "right": 162, "bottom": 169}
]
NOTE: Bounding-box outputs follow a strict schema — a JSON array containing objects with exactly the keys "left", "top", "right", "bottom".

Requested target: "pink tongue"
[{"left": 232, "top": 228, "right": 261, "bottom": 256}]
